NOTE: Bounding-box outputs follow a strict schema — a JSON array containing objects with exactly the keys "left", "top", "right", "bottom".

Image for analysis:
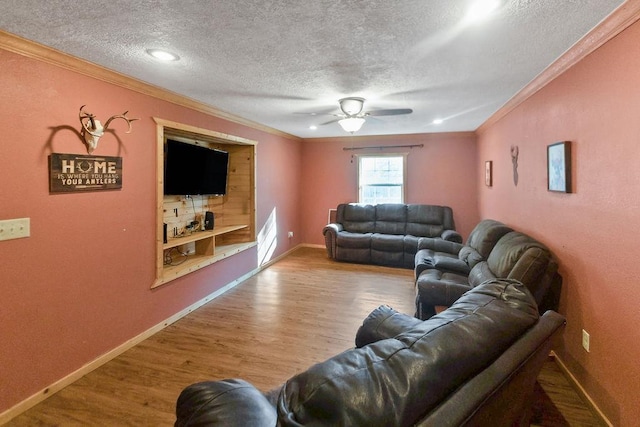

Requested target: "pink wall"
[
  {"left": 300, "top": 133, "right": 480, "bottom": 245},
  {"left": 0, "top": 49, "right": 302, "bottom": 412},
  {"left": 477, "top": 21, "right": 640, "bottom": 427},
  {"left": 8, "top": 15, "right": 637, "bottom": 424}
]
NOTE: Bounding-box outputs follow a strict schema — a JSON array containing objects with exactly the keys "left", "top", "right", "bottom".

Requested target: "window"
[{"left": 358, "top": 154, "right": 406, "bottom": 204}]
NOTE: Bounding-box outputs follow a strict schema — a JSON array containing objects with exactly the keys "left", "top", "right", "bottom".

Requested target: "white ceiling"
[{"left": 0, "top": 0, "right": 626, "bottom": 138}]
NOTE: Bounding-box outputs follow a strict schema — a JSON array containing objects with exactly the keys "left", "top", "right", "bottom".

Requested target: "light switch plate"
[
  {"left": 582, "top": 329, "right": 590, "bottom": 353},
  {"left": 0, "top": 218, "right": 30, "bottom": 241}
]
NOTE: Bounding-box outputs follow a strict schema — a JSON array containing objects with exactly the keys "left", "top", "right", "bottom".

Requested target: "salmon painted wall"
[
  {"left": 476, "top": 22, "right": 640, "bottom": 427},
  {"left": 300, "top": 133, "right": 479, "bottom": 245},
  {"left": 0, "top": 49, "right": 301, "bottom": 412}
]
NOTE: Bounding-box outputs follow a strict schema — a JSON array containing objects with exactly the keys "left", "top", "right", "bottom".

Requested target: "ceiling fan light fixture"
[
  {"left": 339, "top": 117, "right": 366, "bottom": 133},
  {"left": 339, "top": 97, "right": 365, "bottom": 116}
]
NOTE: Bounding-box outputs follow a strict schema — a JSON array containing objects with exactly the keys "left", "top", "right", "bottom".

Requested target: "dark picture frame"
[
  {"left": 485, "top": 160, "right": 492, "bottom": 187},
  {"left": 547, "top": 141, "right": 571, "bottom": 193}
]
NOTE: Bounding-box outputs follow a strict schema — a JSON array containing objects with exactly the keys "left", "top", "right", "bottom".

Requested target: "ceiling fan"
[{"left": 319, "top": 97, "right": 413, "bottom": 133}]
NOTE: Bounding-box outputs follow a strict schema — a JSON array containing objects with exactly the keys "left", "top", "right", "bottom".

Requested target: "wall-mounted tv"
[{"left": 164, "top": 139, "right": 229, "bottom": 196}]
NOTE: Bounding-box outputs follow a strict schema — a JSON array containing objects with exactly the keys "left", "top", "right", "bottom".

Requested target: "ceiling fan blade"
[
  {"left": 319, "top": 118, "right": 342, "bottom": 126},
  {"left": 294, "top": 108, "right": 339, "bottom": 116},
  {"left": 367, "top": 108, "right": 413, "bottom": 116}
]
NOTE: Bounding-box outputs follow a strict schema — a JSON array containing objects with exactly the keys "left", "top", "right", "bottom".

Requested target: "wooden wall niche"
[{"left": 153, "top": 118, "right": 257, "bottom": 288}]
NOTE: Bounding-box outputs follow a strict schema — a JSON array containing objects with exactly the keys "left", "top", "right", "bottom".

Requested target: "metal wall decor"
[{"left": 510, "top": 145, "right": 519, "bottom": 186}]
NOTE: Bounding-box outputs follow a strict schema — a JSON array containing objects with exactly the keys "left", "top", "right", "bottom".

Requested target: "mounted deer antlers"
[
  {"left": 79, "top": 105, "right": 138, "bottom": 153},
  {"left": 510, "top": 145, "right": 519, "bottom": 186}
]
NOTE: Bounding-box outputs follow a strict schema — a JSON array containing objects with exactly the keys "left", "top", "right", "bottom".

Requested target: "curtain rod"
[{"left": 342, "top": 144, "right": 424, "bottom": 151}]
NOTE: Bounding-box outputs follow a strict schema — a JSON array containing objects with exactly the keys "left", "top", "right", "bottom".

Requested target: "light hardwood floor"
[{"left": 7, "top": 247, "right": 600, "bottom": 426}]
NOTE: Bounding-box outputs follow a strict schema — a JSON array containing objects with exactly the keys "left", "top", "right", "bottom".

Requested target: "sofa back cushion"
[
  {"left": 486, "top": 231, "right": 553, "bottom": 298},
  {"left": 374, "top": 203, "right": 407, "bottom": 234},
  {"left": 460, "top": 219, "right": 513, "bottom": 262},
  {"left": 405, "top": 204, "right": 452, "bottom": 237},
  {"left": 338, "top": 204, "right": 376, "bottom": 233},
  {"left": 336, "top": 203, "right": 456, "bottom": 238},
  {"left": 277, "top": 280, "right": 538, "bottom": 427}
]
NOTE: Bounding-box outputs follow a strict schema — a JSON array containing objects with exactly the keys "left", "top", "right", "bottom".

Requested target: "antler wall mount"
[{"left": 78, "top": 105, "right": 138, "bottom": 153}]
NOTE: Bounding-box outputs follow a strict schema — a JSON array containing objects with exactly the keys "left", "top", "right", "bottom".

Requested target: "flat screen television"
[{"left": 164, "top": 139, "right": 229, "bottom": 196}]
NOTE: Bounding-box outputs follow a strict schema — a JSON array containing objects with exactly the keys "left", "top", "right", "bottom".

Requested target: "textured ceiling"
[{"left": 0, "top": 0, "right": 626, "bottom": 138}]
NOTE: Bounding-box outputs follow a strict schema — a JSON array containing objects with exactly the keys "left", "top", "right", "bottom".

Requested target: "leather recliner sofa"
[
  {"left": 323, "top": 203, "right": 461, "bottom": 269},
  {"left": 414, "top": 219, "right": 561, "bottom": 320},
  {"left": 174, "top": 280, "right": 566, "bottom": 427}
]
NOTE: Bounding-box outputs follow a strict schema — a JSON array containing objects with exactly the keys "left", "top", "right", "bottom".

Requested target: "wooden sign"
[{"left": 49, "top": 153, "right": 122, "bottom": 193}]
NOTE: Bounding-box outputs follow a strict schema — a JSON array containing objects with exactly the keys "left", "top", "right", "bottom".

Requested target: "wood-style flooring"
[{"left": 7, "top": 246, "right": 601, "bottom": 426}]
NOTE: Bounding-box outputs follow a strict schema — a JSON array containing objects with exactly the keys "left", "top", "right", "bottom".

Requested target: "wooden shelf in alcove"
[{"left": 163, "top": 225, "right": 247, "bottom": 251}]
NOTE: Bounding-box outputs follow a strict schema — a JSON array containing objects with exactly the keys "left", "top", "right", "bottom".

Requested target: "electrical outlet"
[
  {"left": 582, "top": 329, "right": 590, "bottom": 352},
  {"left": 288, "top": 231, "right": 294, "bottom": 238},
  {"left": 0, "top": 218, "right": 30, "bottom": 242}
]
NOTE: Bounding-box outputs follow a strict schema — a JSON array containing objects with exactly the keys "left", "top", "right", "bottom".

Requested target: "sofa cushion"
[
  {"left": 278, "top": 280, "right": 539, "bottom": 427},
  {"left": 336, "top": 231, "right": 372, "bottom": 249},
  {"left": 371, "top": 233, "right": 404, "bottom": 251},
  {"left": 406, "top": 204, "right": 447, "bottom": 237},
  {"left": 340, "top": 204, "right": 376, "bottom": 233},
  {"left": 468, "top": 261, "right": 497, "bottom": 287},
  {"left": 374, "top": 204, "right": 407, "bottom": 235},
  {"left": 458, "top": 246, "right": 484, "bottom": 268},
  {"left": 371, "top": 234, "right": 405, "bottom": 266},
  {"left": 464, "top": 219, "right": 513, "bottom": 259},
  {"left": 487, "top": 232, "right": 550, "bottom": 282},
  {"left": 416, "top": 269, "right": 472, "bottom": 307}
]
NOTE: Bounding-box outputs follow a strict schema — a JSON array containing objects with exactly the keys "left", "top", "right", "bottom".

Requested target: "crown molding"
[
  {"left": 477, "top": 0, "right": 640, "bottom": 134},
  {"left": 0, "top": 30, "right": 301, "bottom": 142}
]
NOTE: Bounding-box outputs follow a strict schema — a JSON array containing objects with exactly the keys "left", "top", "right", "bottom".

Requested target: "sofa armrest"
[
  {"left": 431, "top": 255, "right": 471, "bottom": 275},
  {"left": 355, "top": 305, "right": 423, "bottom": 348},
  {"left": 421, "top": 311, "right": 566, "bottom": 426},
  {"left": 417, "top": 237, "right": 464, "bottom": 254},
  {"left": 175, "top": 379, "right": 277, "bottom": 427},
  {"left": 441, "top": 229, "right": 463, "bottom": 243},
  {"left": 323, "top": 223, "right": 343, "bottom": 234},
  {"left": 322, "top": 223, "right": 343, "bottom": 259}
]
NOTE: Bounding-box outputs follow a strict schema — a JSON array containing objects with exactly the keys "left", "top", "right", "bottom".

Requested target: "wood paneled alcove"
[{"left": 153, "top": 118, "right": 257, "bottom": 288}]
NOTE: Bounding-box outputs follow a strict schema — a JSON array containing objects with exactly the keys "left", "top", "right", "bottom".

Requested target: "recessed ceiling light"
[
  {"left": 433, "top": 118, "right": 444, "bottom": 125},
  {"left": 466, "top": 0, "right": 500, "bottom": 22},
  {"left": 309, "top": 125, "right": 318, "bottom": 130},
  {"left": 146, "top": 49, "right": 180, "bottom": 62}
]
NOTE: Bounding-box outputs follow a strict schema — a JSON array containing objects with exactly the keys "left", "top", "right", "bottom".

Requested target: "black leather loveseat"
[
  {"left": 175, "top": 280, "right": 566, "bottom": 427},
  {"left": 323, "top": 203, "right": 461, "bottom": 269},
  {"left": 414, "top": 219, "right": 561, "bottom": 320}
]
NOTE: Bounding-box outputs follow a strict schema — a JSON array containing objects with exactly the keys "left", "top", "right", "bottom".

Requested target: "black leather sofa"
[
  {"left": 175, "top": 280, "right": 566, "bottom": 426},
  {"left": 414, "top": 219, "right": 561, "bottom": 320},
  {"left": 323, "top": 203, "right": 461, "bottom": 269}
]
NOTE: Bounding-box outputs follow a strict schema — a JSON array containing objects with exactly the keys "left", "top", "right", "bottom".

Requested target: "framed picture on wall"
[
  {"left": 547, "top": 141, "right": 572, "bottom": 193},
  {"left": 485, "top": 161, "right": 492, "bottom": 187}
]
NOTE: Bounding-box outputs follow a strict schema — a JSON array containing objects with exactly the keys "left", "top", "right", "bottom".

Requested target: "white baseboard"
[{"left": 0, "top": 267, "right": 260, "bottom": 425}]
